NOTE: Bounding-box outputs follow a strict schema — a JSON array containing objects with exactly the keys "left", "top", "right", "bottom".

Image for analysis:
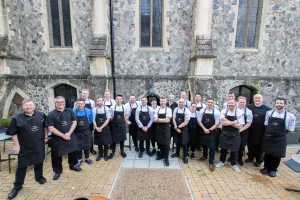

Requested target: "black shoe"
[
  {"left": 135, "top": 146, "right": 139, "bottom": 152},
  {"left": 96, "top": 154, "right": 103, "bottom": 161},
  {"left": 121, "top": 151, "right": 127, "bottom": 158},
  {"left": 104, "top": 154, "right": 109, "bottom": 161},
  {"left": 187, "top": 152, "right": 190, "bottom": 157},
  {"left": 108, "top": 153, "right": 115, "bottom": 159},
  {"left": 227, "top": 157, "right": 231, "bottom": 163},
  {"left": 171, "top": 153, "right": 179, "bottom": 158},
  {"left": 215, "top": 148, "right": 220, "bottom": 153},
  {"left": 8, "top": 187, "right": 22, "bottom": 199},
  {"left": 260, "top": 168, "right": 268, "bottom": 174},
  {"left": 165, "top": 158, "right": 170, "bottom": 167},
  {"left": 254, "top": 161, "right": 261, "bottom": 167},
  {"left": 70, "top": 165, "right": 82, "bottom": 172},
  {"left": 245, "top": 158, "right": 254, "bottom": 163},
  {"left": 152, "top": 149, "right": 156, "bottom": 155},
  {"left": 156, "top": 155, "right": 163, "bottom": 160},
  {"left": 238, "top": 160, "right": 244, "bottom": 166},
  {"left": 146, "top": 151, "right": 153, "bottom": 157},
  {"left": 138, "top": 152, "right": 143, "bottom": 158},
  {"left": 90, "top": 149, "right": 97, "bottom": 155},
  {"left": 156, "top": 150, "right": 161, "bottom": 157},
  {"left": 268, "top": 170, "right": 276, "bottom": 177},
  {"left": 53, "top": 173, "right": 60, "bottom": 180},
  {"left": 191, "top": 152, "right": 195, "bottom": 160},
  {"left": 183, "top": 157, "right": 188, "bottom": 164},
  {"left": 35, "top": 176, "right": 47, "bottom": 184}
]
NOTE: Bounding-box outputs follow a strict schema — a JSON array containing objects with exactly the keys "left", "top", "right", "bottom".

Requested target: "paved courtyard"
[{"left": 0, "top": 142, "right": 299, "bottom": 200}]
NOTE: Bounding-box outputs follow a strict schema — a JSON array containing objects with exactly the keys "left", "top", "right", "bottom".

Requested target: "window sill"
[
  {"left": 235, "top": 48, "right": 259, "bottom": 54},
  {"left": 138, "top": 47, "right": 164, "bottom": 52},
  {"left": 48, "top": 47, "right": 74, "bottom": 52}
]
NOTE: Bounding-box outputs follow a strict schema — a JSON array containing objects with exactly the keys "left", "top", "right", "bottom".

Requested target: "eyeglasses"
[{"left": 55, "top": 101, "right": 65, "bottom": 104}]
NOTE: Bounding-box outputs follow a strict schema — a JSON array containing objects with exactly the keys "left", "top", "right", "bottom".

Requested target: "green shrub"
[{"left": 0, "top": 118, "right": 11, "bottom": 128}]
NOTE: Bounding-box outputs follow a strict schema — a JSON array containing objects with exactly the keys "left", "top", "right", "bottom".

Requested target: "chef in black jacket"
[
  {"left": 246, "top": 94, "right": 271, "bottom": 167},
  {"left": 261, "top": 97, "right": 296, "bottom": 177},
  {"left": 6, "top": 100, "right": 48, "bottom": 199},
  {"left": 125, "top": 94, "right": 141, "bottom": 151},
  {"left": 46, "top": 96, "right": 82, "bottom": 181}
]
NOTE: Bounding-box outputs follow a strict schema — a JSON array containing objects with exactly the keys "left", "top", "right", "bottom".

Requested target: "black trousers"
[
  {"left": 98, "top": 145, "right": 109, "bottom": 156},
  {"left": 264, "top": 154, "right": 281, "bottom": 171},
  {"left": 139, "top": 140, "right": 150, "bottom": 152},
  {"left": 158, "top": 143, "right": 169, "bottom": 159},
  {"left": 151, "top": 137, "right": 156, "bottom": 149},
  {"left": 220, "top": 149, "right": 237, "bottom": 165},
  {"left": 14, "top": 162, "right": 43, "bottom": 188},
  {"left": 51, "top": 151, "right": 78, "bottom": 174},
  {"left": 175, "top": 144, "right": 188, "bottom": 157},
  {"left": 247, "top": 142, "right": 263, "bottom": 163},
  {"left": 203, "top": 145, "right": 215, "bottom": 164},
  {"left": 77, "top": 149, "right": 89, "bottom": 160},
  {"left": 111, "top": 141, "right": 125, "bottom": 154}
]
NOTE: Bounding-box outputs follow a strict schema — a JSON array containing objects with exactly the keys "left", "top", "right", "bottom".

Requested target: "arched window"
[
  {"left": 54, "top": 84, "right": 77, "bottom": 108},
  {"left": 230, "top": 85, "right": 257, "bottom": 104}
]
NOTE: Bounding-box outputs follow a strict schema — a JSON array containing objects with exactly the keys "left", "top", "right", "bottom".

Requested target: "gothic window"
[
  {"left": 140, "top": 0, "right": 163, "bottom": 47},
  {"left": 47, "top": 0, "right": 73, "bottom": 47},
  {"left": 235, "top": 0, "right": 263, "bottom": 48},
  {"left": 54, "top": 84, "right": 77, "bottom": 108},
  {"left": 230, "top": 85, "right": 257, "bottom": 104}
]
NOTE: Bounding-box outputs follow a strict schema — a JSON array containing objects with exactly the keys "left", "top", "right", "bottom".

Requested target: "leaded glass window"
[
  {"left": 48, "top": 0, "right": 73, "bottom": 47},
  {"left": 140, "top": 0, "right": 163, "bottom": 47},
  {"left": 235, "top": 0, "right": 263, "bottom": 48}
]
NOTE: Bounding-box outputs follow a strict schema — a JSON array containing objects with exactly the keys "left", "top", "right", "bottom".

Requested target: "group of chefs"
[{"left": 5, "top": 88, "right": 296, "bottom": 199}]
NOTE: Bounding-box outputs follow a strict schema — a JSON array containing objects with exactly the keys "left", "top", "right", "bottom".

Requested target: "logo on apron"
[
  {"left": 254, "top": 114, "right": 259, "bottom": 117},
  {"left": 117, "top": 115, "right": 121, "bottom": 120},
  {"left": 142, "top": 115, "right": 147, "bottom": 120},
  {"left": 31, "top": 126, "right": 39, "bottom": 132},
  {"left": 78, "top": 121, "right": 84, "bottom": 126},
  {"left": 178, "top": 118, "right": 183, "bottom": 123},
  {"left": 205, "top": 118, "right": 210, "bottom": 123},
  {"left": 62, "top": 121, "right": 68, "bottom": 126},
  {"left": 272, "top": 122, "right": 279, "bottom": 126},
  {"left": 99, "top": 118, "right": 104, "bottom": 123}
]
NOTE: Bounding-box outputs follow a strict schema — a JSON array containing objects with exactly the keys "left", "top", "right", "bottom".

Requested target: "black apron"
[
  {"left": 174, "top": 108, "right": 189, "bottom": 145},
  {"left": 167, "top": 102, "right": 177, "bottom": 138},
  {"left": 94, "top": 107, "right": 113, "bottom": 145},
  {"left": 15, "top": 112, "right": 45, "bottom": 168},
  {"left": 74, "top": 109, "right": 93, "bottom": 151},
  {"left": 239, "top": 108, "right": 249, "bottom": 148},
  {"left": 219, "top": 109, "right": 241, "bottom": 152},
  {"left": 201, "top": 108, "right": 216, "bottom": 148},
  {"left": 111, "top": 105, "right": 127, "bottom": 142},
  {"left": 129, "top": 102, "right": 138, "bottom": 137},
  {"left": 50, "top": 109, "right": 78, "bottom": 157},
  {"left": 151, "top": 106, "right": 158, "bottom": 141},
  {"left": 188, "top": 113, "right": 199, "bottom": 147},
  {"left": 155, "top": 108, "right": 171, "bottom": 146},
  {"left": 195, "top": 102, "right": 204, "bottom": 111},
  {"left": 105, "top": 100, "right": 113, "bottom": 133},
  {"left": 263, "top": 111, "right": 287, "bottom": 158},
  {"left": 84, "top": 99, "right": 92, "bottom": 109},
  {"left": 137, "top": 106, "right": 154, "bottom": 141},
  {"left": 249, "top": 106, "right": 267, "bottom": 145}
]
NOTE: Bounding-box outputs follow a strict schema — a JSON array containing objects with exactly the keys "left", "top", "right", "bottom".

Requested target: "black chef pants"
[
  {"left": 247, "top": 143, "right": 263, "bottom": 163},
  {"left": 51, "top": 151, "right": 78, "bottom": 174},
  {"left": 175, "top": 144, "right": 188, "bottom": 157},
  {"left": 99, "top": 145, "right": 109, "bottom": 156},
  {"left": 139, "top": 140, "right": 150, "bottom": 152},
  {"left": 14, "top": 162, "right": 43, "bottom": 188},
  {"left": 111, "top": 141, "right": 125, "bottom": 154},
  {"left": 129, "top": 123, "right": 138, "bottom": 147},
  {"left": 264, "top": 154, "right": 281, "bottom": 171},
  {"left": 203, "top": 145, "right": 215, "bottom": 164},
  {"left": 158, "top": 143, "right": 169, "bottom": 159},
  {"left": 77, "top": 150, "right": 89, "bottom": 160},
  {"left": 220, "top": 149, "right": 237, "bottom": 165}
]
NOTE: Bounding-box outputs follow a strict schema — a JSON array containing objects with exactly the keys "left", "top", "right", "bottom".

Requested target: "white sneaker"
[
  {"left": 231, "top": 165, "right": 241, "bottom": 173},
  {"left": 215, "top": 161, "right": 224, "bottom": 168}
]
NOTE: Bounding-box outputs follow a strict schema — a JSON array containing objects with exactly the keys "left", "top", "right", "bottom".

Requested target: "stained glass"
[
  {"left": 235, "top": 0, "right": 248, "bottom": 48},
  {"left": 152, "top": 0, "right": 162, "bottom": 47},
  {"left": 140, "top": 0, "right": 151, "bottom": 46},
  {"left": 62, "top": 0, "right": 72, "bottom": 46},
  {"left": 247, "top": 0, "right": 260, "bottom": 48}
]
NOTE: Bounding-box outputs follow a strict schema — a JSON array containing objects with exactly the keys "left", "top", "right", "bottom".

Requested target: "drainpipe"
[{"left": 109, "top": 0, "right": 116, "bottom": 98}]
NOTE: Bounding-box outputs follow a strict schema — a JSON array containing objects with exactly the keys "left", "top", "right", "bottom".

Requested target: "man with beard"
[
  {"left": 109, "top": 94, "right": 130, "bottom": 159},
  {"left": 261, "top": 97, "right": 295, "bottom": 177},
  {"left": 215, "top": 99, "right": 243, "bottom": 173},
  {"left": 154, "top": 97, "right": 172, "bottom": 166},
  {"left": 167, "top": 94, "right": 178, "bottom": 151},
  {"left": 6, "top": 100, "right": 48, "bottom": 199},
  {"left": 246, "top": 94, "right": 271, "bottom": 166},
  {"left": 135, "top": 97, "right": 154, "bottom": 158},
  {"left": 125, "top": 94, "right": 141, "bottom": 151},
  {"left": 171, "top": 98, "right": 191, "bottom": 164},
  {"left": 193, "top": 93, "right": 206, "bottom": 111}
]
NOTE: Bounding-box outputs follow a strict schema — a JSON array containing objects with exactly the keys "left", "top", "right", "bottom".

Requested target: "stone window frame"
[
  {"left": 134, "top": 0, "right": 170, "bottom": 52},
  {"left": 41, "top": 0, "right": 77, "bottom": 51},
  {"left": 229, "top": 0, "right": 270, "bottom": 54}
]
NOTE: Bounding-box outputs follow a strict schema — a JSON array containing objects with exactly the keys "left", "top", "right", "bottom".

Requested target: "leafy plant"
[{"left": 0, "top": 118, "right": 11, "bottom": 128}]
